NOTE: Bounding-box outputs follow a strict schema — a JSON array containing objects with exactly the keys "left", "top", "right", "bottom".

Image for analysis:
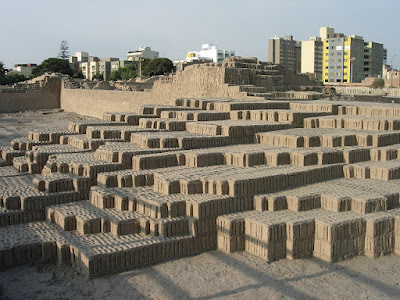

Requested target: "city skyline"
[{"left": 1, "top": 0, "right": 399, "bottom": 69}]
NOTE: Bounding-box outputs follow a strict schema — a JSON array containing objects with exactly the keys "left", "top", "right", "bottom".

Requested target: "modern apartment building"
[
  {"left": 363, "top": 42, "right": 385, "bottom": 78},
  {"left": 75, "top": 51, "right": 89, "bottom": 62},
  {"left": 81, "top": 62, "right": 89, "bottom": 79},
  {"left": 99, "top": 58, "right": 119, "bottom": 81},
  {"left": 89, "top": 61, "right": 100, "bottom": 80},
  {"left": 186, "top": 44, "right": 235, "bottom": 64},
  {"left": 301, "top": 37, "right": 323, "bottom": 79},
  {"left": 111, "top": 60, "right": 132, "bottom": 72},
  {"left": 268, "top": 35, "right": 301, "bottom": 73},
  {"left": 321, "top": 27, "right": 386, "bottom": 84},
  {"left": 322, "top": 35, "right": 364, "bottom": 84},
  {"left": 127, "top": 47, "right": 159, "bottom": 61}
]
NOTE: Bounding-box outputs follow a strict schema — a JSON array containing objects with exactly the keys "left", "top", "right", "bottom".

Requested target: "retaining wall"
[
  {"left": 335, "top": 87, "right": 400, "bottom": 97},
  {"left": 0, "top": 78, "right": 61, "bottom": 113},
  {"left": 60, "top": 65, "right": 251, "bottom": 118}
]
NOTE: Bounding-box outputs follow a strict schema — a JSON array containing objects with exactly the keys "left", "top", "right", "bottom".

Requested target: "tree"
[
  {"left": 32, "top": 58, "right": 73, "bottom": 77},
  {"left": 0, "top": 61, "right": 5, "bottom": 78},
  {"left": 92, "top": 73, "right": 104, "bottom": 81},
  {"left": 109, "top": 64, "right": 137, "bottom": 81},
  {"left": 58, "top": 40, "right": 70, "bottom": 60},
  {"left": 74, "top": 70, "right": 84, "bottom": 79},
  {"left": 6, "top": 72, "right": 26, "bottom": 84},
  {"left": 0, "top": 63, "right": 26, "bottom": 85},
  {"left": 0, "top": 61, "right": 7, "bottom": 84},
  {"left": 120, "top": 64, "right": 137, "bottom": 80},
  {"left": 142, "top": 58, "right": 173, "bottom": 77},
  {"left": 109, "top": 69, "right": 122, "bottom": 81},
  {"left": 371, "top": 78, "right": 385, "bottom": 89}
]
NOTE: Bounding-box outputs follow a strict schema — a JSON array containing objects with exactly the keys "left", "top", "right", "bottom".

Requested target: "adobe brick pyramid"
[{"left": 1, "top": 97, "right": 400, "bottom": 278}]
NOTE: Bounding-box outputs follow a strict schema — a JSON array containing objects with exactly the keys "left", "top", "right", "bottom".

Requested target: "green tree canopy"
[
  {"left": 92, "top": 73, "right": 104, "bottom": 81},
  {"left": 0, "top": 62, "right": 7, "bottom": 84},
  {"left": 32, "top": 58, "right": 73, "bottom": 77},
  {"left": 73, "top": 70, "right": 84, "bottom": 79},
  {"left": 6, "top": 72, "right": 26, "bottom": 84},
  {"left": 109, "top": 69, "right": 122, "bottom": 81},
  {"left": 120, "top": 64, "right": 137, "bottom": 80},
  {"left": 371, "top": 78, "right": 385, "bottom": 89},
  {"left": 109, "top": 64, "right": 137, "bottom": 81},
  {"left": 0, "top": 61, "right": 5, "bottom": 78},
  {"left": 0, "top": 62, "right": 27, "bottom": 85},
  {"left": 142, "top": 58, "right": 173, "bottom": 77}
]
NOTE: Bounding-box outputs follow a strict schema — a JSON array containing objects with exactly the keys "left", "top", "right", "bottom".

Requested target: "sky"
[{"left": 1, "top": 0, "right": 399, "bottom": 69}]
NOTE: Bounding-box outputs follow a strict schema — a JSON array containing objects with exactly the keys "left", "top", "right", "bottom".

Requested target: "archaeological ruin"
[{"left": 1, "top": 57, "right": 400, "bottom": 278}]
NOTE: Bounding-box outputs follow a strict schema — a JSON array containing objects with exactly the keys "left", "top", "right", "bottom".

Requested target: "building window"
[
  {"left": 343, "top": 79, "right": 348, "bottom": 82},
  {"left": 344, "top": 73, "right": 348, "bottom": 75},
  {"left": 329, "top": 79, "right": 334, "bottom": 82},
  {"left": 337, "top": 66, "right": 341, "bottom": 69},
  {"left": 330, "top": 66, "right": 334, "bottom": 69},
  {"left": 337, "top": 59, "right": 342, "bottom": 62},
  {"left": 337, "top": 79, "right": 342, "bottom": 82},
  {"left": 344, "top": 66, "right": 348, "bottom": 69},
  {"left": 325, "top": 79, "right": 328, "bottom": 82}
]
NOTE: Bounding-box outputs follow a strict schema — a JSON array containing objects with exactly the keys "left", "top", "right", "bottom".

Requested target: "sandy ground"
[
  {"left": 0, "top": 109, "right": 97, "bottom": 146},
  {"left": 0, "top": 110, "right": 400, "bottom": 300},
  {"left": 1, "top": 252, "right": 400, "bottom": 300}
]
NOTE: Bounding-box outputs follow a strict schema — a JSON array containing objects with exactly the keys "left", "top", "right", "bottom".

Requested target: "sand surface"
[
  {"left": 0, "top": 109, "right": 97, "bottom": 146},
  {"left": 1, "top": 251, "right": 400, "bottom": 300},
  {"left": 0, "top": 110, "right": 400, "bottom": 300}
]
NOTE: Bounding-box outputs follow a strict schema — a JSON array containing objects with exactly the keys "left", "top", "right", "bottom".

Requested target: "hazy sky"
[{"left": 1, "top": 0, "right": 399, "bottom": 69}]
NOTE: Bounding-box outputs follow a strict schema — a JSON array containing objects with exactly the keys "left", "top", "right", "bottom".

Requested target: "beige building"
[
  {"left": 81, "top": 62, "right": 89, "bottom": 79},
  {"left": 301, "top": 37, "right": 323, "bottom": 79},
  {"left": 320, "top": 27, "right": 335, "bottom": 39},
  {"left": 268, "top": 35, "right": 301, "bottom": 73},
  {"left": 88, "top": 62, "right": 99, "bottom": 80}
]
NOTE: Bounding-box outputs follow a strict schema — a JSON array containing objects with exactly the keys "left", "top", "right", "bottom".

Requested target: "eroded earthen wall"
[
  {"left": 0, "top": 77, "right": 61, "bottom": 113},
  {"left": 60, "top": 65, "right": 250, "bottom": 118}
]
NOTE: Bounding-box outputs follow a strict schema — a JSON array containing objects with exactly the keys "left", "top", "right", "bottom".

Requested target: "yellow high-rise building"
[{"left": 320, "top": 26, "right": 384, "bottom": 84}]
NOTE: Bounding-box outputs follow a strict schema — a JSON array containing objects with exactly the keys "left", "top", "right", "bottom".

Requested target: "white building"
[
  {"left": 187, "top": 44, "right": 235, "bottom": 63},
  {"left": 12, "top": 64, "right": 37, "bottom": 77},
  {"left": 127, "top": 47, "right": 159, "bottom": 61},
  {"left": 75, "top": 51, "right": 89, "bottom": 62}
]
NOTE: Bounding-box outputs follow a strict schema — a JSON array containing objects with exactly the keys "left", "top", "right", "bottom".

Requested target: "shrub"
[{"left": 371, "top": 78, "right": 385, "bottom": 89}]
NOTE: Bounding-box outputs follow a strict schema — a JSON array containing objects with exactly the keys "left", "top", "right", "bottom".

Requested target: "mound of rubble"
[{"left": 1, "top": 97, "right": 400, "bottom": 278}]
